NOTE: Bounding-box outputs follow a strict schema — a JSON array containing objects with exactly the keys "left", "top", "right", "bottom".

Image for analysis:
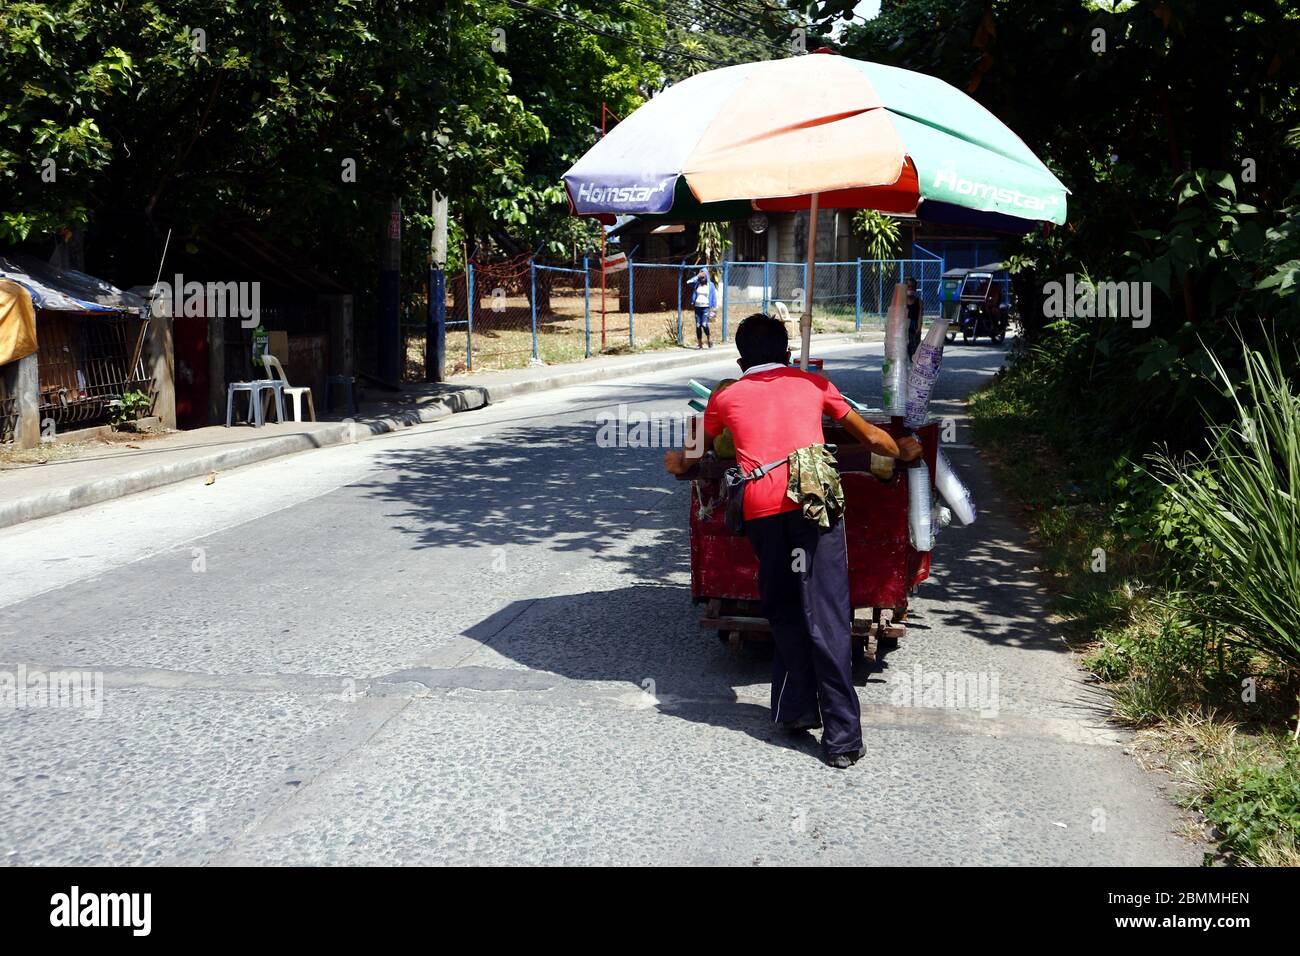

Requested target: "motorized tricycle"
[{"left": 940, "top": 264, "right": 1012, "bottom": 345}]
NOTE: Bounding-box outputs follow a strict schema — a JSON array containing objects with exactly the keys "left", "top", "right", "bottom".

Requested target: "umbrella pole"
[{"left": 799, "top": 192, "right": 819, "bottom": 371}]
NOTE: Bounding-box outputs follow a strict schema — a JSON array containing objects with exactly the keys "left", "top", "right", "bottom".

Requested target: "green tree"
[
  {"left": 852, "top": 208, "right": 900, "bottom": 260},
  {"left": 814, "top": 0, "right": 1300, "bottom": 449},
  {"left": 0, "top": 1, "right": 665, "bottom": 296}
]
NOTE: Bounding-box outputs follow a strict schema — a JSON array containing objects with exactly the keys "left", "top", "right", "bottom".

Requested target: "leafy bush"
[
  {"left": 1082, "top": 591, "right": 1252, "bottom": 726},
  {"left": 109, "top": 389, "right": 151, "bottom": 429},
  {"left": 1150, "top": 334, "right": 1300, "bottom": 679},
  {"left": 1201, "top": 745, "right": 1300, "bottom": 863}
]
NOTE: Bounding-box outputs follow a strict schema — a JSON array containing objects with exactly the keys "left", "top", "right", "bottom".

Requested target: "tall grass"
[
  {"left": 1149, "top": 333, "right": 1300, "bottom": 698},
  {"left": 972, "top": 326, "right": 1300, "bottom": 862}
]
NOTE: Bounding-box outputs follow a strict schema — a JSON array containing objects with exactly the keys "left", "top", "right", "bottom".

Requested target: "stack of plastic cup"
[
  {"left": 905, "top": 316, "right": 950, "bottom": 427},
  {"left": 935, "top": 448, "right": 977, "bottom": 525},
  {"left": 881, "top": 283, "right": 909, "bottom": 417},
  {"left": 907, "top": 459, "right": 934, "bottom": 551}
]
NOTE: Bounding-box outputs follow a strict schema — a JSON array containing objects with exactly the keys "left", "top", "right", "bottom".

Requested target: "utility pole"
[
  {"left": 426, "top": 191, "right": 448, "bottom": 382},
  {"left": 377, "top": 197, "right": 402, "bottom": 382}
]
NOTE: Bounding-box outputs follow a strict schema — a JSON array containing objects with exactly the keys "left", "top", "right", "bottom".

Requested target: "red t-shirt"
[{"left": 703, "top": 365, "right": 851, "bottom": 519}]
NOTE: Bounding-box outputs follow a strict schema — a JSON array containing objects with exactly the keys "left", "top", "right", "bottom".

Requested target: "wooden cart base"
[{"left": 699, "top": 598, "right": 907, "bottom": 664}]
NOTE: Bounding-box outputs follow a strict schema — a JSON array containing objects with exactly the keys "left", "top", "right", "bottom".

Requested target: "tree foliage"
[
  {"left": 0, "top": 1, "right": 662, "bottom": 290},
  {"left": 852, "top": 208, "right": 901, "bottom": 260},
  {"left": 815, "top": 0, "right": 1300, "bottom": 449}
]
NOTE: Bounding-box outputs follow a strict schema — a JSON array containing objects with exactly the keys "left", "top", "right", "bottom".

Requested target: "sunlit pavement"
[{"left": 0, "top": 340, "right": 1199, "bottom": 865}]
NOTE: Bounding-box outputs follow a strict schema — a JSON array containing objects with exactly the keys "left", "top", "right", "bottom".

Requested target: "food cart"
[
  {"left": 677, "top": 416, "right": 939, "bottom": 663},
  {"left": 560, "top": 52, "right": 1066, "bottom": 662}
]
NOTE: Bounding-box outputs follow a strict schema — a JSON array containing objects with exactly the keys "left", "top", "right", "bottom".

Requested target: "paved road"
[{"left": 0, "top": 340, "right": 1199, "bottom": 865}]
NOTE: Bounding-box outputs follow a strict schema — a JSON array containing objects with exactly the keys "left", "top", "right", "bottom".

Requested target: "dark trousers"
[{"left": 745, "top": 510, "right": 862, "bottom": 756}]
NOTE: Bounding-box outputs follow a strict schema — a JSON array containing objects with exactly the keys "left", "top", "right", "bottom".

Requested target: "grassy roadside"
[
  {"left": 404, "top": 309, "right": 865, "bottom": 377},
  {"left": 969, "top": 343, "right": 1300, "bottom": 867}
]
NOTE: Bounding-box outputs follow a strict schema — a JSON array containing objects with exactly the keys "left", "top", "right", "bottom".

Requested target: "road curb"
[
  {"left": 477, "top": 330, "right": 881, "bottom": 404},
  {"left": 0, "top": 394, "right": 477, "bottom": 531},
  {"left": 0, "top": 331, "right": 879, "bottom": 529}
]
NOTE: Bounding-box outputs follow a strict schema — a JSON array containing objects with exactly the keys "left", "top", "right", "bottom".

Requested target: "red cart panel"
[{"left": 687, "top": 421, "right": 938, "bottom": 612}]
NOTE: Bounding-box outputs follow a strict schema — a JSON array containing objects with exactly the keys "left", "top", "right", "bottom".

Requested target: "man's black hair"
[{"left": 734, "top": 312, "right": 789, "bottom": 370}]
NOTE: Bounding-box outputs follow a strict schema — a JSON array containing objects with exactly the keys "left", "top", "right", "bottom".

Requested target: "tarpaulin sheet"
[
  {"left": 0, "top": 256, "right": 145, "bottom": 314},
  {"left": 0, "top": 279, "right": 37, "bottom": 366}
]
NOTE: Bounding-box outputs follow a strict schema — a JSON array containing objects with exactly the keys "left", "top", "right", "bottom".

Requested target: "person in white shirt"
[{"left": 685, "top": 268, "right": 716, "bottom": 349}]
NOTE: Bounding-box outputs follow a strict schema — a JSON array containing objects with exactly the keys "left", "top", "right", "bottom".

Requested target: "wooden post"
[
  {"left": 146, "top": 311, "right": 177, "bottom": 428},
  {"left": 800, "top": 192, "right": 820, "bottom": 370}
]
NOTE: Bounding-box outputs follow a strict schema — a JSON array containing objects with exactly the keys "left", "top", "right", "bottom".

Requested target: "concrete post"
[
  {"left": 147, "top": 312, "right": 177, "bottom": 429},
  {"left": 5, "top": 352, "right": 40, "bottom": 449}
]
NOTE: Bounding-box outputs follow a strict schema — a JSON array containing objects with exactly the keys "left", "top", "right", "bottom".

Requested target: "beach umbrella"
[{"left": 562, "top": 52, "right": 1067, "bottom": 367}]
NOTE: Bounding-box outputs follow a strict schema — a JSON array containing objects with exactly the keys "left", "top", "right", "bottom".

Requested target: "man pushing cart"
[{"left": 562, "top": 52, "right": 1066, "bottom": 766}]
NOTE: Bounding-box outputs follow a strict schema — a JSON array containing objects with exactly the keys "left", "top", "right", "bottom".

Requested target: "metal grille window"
[{"left": 35, "top": 312, "right": 153, "bottom": 430}]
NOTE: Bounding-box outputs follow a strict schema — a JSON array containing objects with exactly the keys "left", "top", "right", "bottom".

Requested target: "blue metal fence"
[
  {"left": 725, "top": 259, "right": 945, "bottom": 331},
  {"left": 438, "top": 256, "right": 946, "bottom": 374}
]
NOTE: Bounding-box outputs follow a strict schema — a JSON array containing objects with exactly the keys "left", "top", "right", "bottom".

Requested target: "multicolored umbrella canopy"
[{"left": 563, "top": 53, "right": 1067, "bottom": 234}]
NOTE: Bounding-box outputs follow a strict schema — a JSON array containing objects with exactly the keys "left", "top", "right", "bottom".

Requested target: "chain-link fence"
[
  {"left": 687, "top": 258, "right": 944, "bottom": 340},
  {"left": 403, "top": 255, "right": 946, "bottom": 378}
]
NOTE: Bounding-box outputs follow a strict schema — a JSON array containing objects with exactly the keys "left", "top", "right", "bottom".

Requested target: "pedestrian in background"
[{"left": 685, "top": 268, "right": 715, "bottom": 349}]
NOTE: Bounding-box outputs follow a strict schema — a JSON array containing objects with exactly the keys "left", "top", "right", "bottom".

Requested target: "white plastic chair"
[
  {"left": 226, "top": 379, "right": 283, "bottom": 427},
  {"left": 261, "top": 354, "right": 316, "bottom": 422}
]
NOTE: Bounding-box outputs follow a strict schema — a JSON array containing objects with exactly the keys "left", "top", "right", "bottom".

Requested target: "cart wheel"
[
  {"left": 993, "top": 328, "right": 1006, "bottom": 344},
  {"left": 878, "top": 607, "right": 905, "bottom": 647},
  {"left": 945, "top": 330, "right": 957, "bottom": 344}
]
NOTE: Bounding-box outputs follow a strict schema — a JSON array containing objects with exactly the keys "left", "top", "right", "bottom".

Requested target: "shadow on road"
[
  {"left": 463, "top": 584, "right": 826, "bottom": 760},
  {"left": 354, "top": 385, "right": 689, "bottom": 582},
  {"left": 352, "top": 343, "right": 1083, "bottom": 747}
]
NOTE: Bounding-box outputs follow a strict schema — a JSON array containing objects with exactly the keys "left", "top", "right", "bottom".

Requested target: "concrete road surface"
[{"left": 0, "top": 340, "right": 1200, "bottom": 865}]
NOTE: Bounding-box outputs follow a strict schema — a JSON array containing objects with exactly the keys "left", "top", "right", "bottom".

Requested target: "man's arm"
[
  {"left": 664, "top": 423, "right": 714, "bottom": 475},
  {"left": 837, "top": 409, "right": 923, "bottom": 461}
]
